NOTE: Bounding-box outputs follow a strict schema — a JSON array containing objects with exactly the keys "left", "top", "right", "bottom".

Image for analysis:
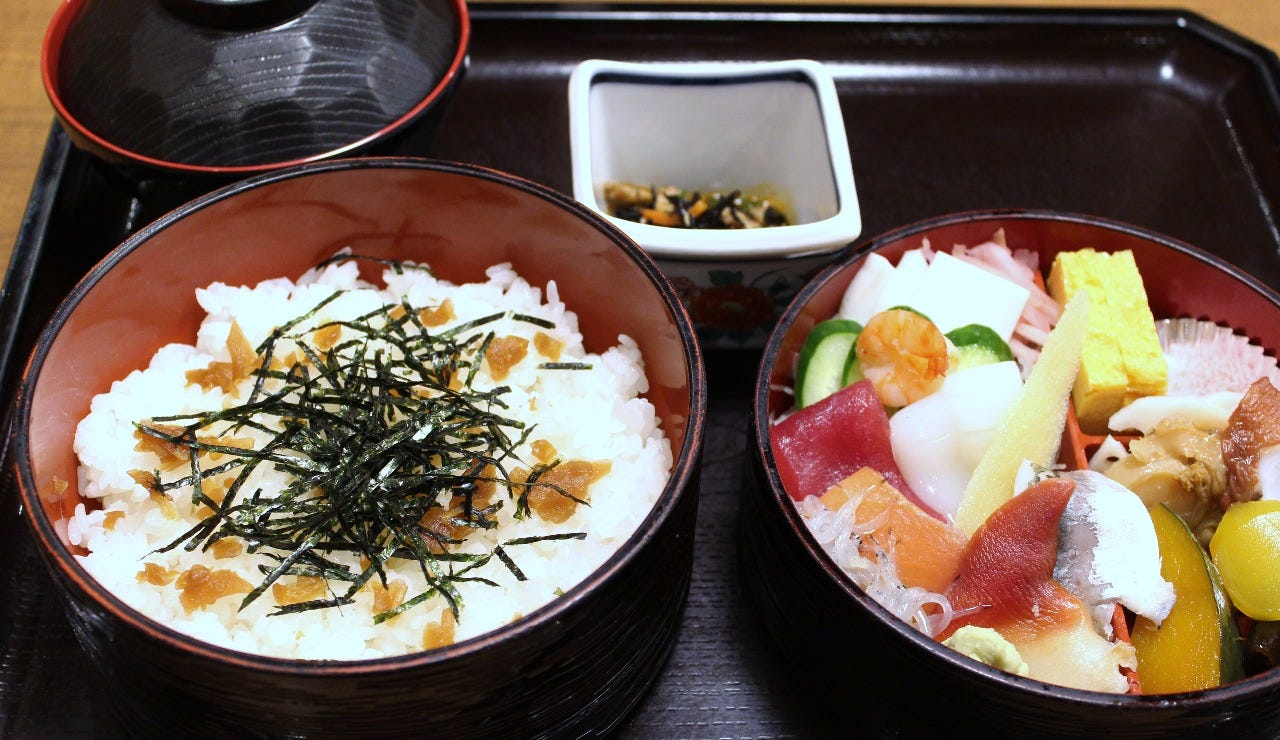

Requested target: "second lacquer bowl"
[{"left": 743, "top": 209, "right": 1280, "bottom": 737}]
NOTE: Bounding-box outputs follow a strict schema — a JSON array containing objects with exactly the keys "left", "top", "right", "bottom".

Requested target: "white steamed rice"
[{"left": 68, "top": 257, "right": 673, "bottom": 660}]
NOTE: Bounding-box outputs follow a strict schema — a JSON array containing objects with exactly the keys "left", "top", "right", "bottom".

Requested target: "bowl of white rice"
[{"left": 12, "top": 157, "right": 706, "bottom": 738}]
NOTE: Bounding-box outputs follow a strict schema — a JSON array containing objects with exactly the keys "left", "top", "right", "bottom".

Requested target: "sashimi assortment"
[{"left": 771, "top": 230, "right": 1280, "bottom": 693}]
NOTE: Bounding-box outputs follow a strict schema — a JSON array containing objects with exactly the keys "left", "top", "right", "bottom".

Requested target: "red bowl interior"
[{"left": 15, "top": 158, "right": 703, "bottom": 662}]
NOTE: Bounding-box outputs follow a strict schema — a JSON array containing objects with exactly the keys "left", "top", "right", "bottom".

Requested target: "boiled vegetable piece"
[
  {"left": 1210, "top": 500, "right": 1280, "bottom": 621},
  {"left": 1131, "top": 504, "right": 1244, "bottom": 693},
  {"left": 953, "top": 292, "right": 1090, "bottom": 536},
  {"left": 946, "top": 323, "right": 1014, "bottom": 372},
  {"left": 819, "top": 467, "right": 968, "bottom": 593},
  {"left": 794, "top": 319, "right": 862, "bottom": 408},
  {"left": 772, "top": 380, "right": 941, "bottom": 520},
  {"left": 1244, "top": 620, "right": 1280, "bottom": 675},
  {"left": 940, "top": 477, "right": 1136, "bottom": 693}
]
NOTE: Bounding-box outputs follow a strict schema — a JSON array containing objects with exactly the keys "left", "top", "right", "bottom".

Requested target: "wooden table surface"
[{"left": 3, "top": 0, "right": 1280, "bottom": 272}]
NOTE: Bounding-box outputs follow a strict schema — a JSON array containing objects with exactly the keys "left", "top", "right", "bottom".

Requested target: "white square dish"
[{"left": 568, "top": 58, "right": 861, "bottom": 346}]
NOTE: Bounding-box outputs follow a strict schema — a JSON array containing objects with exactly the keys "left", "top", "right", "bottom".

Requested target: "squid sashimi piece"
[
  {"left": 836, "top": 248, "right": 1029, "bottom": 342},
  {"left": 819, "top": 467, "right": 968, "bottom": 593},
  {"left": 939, "top": 477, "right": 1137, "bottom": 693},
  {"left": 890, "top": 361, "right": 1023, "bottom": 521},
  {"left": 773, "top": 380, "right": 940, "bottom": 519},
  {"left": 1222, "top": 377, "right": 1280, "bottom": 504},
  {"left": 1107, "top": 391, "right": 1242, "bottom": 436},
  {"left": 837, "top": 252, "right": 895, "bottom": 324},
  {"left": 871, "top": 248, "right": 930, "bottom": 318}
]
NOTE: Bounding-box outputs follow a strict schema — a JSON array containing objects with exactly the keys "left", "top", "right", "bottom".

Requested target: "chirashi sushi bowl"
[
  {"left": 743, "top": 210, "right": 1280, "bottom": 736},
  {"left": 12, "top": 158, "right": 706, "bottom": 738}
]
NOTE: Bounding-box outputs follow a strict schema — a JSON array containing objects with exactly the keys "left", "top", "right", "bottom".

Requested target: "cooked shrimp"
[{"left": 855, "top": 308, "right": 949, "bottom": 407}]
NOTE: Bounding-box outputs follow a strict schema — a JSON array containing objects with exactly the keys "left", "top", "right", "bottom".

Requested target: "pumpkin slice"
[{"left": 1132, "top": 504, "right": 1245, "bottom": 692}]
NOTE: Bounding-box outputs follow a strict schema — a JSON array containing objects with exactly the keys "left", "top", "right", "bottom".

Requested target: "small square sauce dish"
[{"left": 569, "top": 59, "right": 861, "bottom": 348}]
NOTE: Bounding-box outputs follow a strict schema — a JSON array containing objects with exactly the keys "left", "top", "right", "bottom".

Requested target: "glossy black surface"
[
  {"left": 51, "top": 0, "right": 463, "bottom": 169},
  {"left": 6, "top": 5, "right": 1280, "bottom": 736}
]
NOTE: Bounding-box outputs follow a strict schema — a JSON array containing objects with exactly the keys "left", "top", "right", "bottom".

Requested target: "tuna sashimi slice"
[{"left": 773, "top": 380, "right": 940, "bottom": 519}]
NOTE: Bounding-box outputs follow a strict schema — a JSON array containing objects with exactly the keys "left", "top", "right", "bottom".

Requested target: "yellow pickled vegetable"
[
  {"left": 1131, "top": 504, "right": 1243, "bottom": 692},
  {"left": 953, "top": 292, "right": 1088, "bottom": 535},
  {"left": 1210, "top": 500, "right": 1280, "bottom": 621}
]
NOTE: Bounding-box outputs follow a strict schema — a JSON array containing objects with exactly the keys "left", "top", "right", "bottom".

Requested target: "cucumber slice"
[
  {"left": 946, "top": 323, "right": 1014, "bottom": 372},
  {"left": 841, "top": 343, "right": 864, "bottom": 386},
  {"left": 885, "top": 305, "right": 932, "bottom": 322},
  {"left": 795, "top": 319, "right": 862, "bottom": 408}
]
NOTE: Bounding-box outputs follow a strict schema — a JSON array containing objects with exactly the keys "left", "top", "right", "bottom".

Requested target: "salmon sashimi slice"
[{"left": 820, "top": 467, "right": 968, "bottom": 594}]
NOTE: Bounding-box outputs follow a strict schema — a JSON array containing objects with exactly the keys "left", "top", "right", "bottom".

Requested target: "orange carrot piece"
[
  {"left": 639, "top": 208, "right": 681, "bottom": 226},
  {"left": 1111, "top": 603, "right": 1142, "bottom": 694}
]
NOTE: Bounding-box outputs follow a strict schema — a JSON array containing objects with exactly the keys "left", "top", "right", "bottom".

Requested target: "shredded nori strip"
[{"left": 139, "top": 257, "right": 589, "bottom": 623}]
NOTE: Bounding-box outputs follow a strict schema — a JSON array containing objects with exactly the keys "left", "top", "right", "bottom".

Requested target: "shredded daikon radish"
[{"left": 799, "top": 495, "right": 954, "bottom": 637}]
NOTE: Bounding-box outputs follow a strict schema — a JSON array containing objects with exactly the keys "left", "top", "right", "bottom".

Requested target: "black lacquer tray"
[{"left": 5, "top": 5, "right": 1280, "bottom": 737}]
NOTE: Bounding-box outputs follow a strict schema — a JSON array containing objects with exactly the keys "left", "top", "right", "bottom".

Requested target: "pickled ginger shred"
[{"left": 799, "top": 494, "right": 954, "bottom": 636}]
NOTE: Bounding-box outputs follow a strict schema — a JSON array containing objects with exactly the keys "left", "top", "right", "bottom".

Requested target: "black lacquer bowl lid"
[{"left": 42, "top": 0, "right": 469, "bottom": 176}]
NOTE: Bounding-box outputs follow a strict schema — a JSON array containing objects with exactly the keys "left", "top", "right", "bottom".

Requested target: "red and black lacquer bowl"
[
  {"left": 10, "top": 158, "right": 705, "bottom": 738},
  {"left": 742, "top": 209, "right": 1280, "bottom": 737},
  {"left": 42, "top": 0, "right": 469, "bottom": 178}
]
